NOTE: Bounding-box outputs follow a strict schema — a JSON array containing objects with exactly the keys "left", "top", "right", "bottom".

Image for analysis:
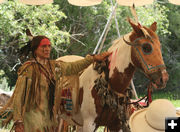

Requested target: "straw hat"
[
  {"left": 0, "top": 0, "right": 4, "bottom": 4},
  {"left": 129, "top": 99, "right": 179, "bottom": 132},
  {"left": 169, "top": 0, "right": 180, "bottom": 5},
  {"left": 19, "top": 0, "right": 53, "bottom": 5},
  {"left": 176, "top": 108, "right": 180, "bottom": 116},
  {"left": 68, "top": 0, "right": 102, "bottom": 6},
  {"left": 116, "top": 0, "right": 154, "bottom": 7}
]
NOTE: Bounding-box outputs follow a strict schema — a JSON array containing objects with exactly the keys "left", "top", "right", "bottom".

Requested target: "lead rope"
[{"left": 147, "top": 83, "right": 153, "bottom": 104}]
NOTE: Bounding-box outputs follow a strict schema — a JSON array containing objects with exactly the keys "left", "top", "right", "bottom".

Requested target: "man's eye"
[{"left": 41, "top": 45, "right": 51, "bottom": 48}]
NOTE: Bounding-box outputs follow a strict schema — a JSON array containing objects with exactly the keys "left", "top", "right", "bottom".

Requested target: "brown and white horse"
[{"left": 57, "top": 19, "right": 169, "bottom": 132}]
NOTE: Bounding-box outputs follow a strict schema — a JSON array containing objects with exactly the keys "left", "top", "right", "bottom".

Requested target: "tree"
[
  {"left": 0, "top": 1, "right": 69, "bottom": 88},
  {"left": 54, "top": 0, "right": 169, "bottom": 54},
  {"left": 159, "top": 3, "right": 180, "bottom": 92}
]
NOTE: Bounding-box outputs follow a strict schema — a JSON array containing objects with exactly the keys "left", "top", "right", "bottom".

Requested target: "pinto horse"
[{"left": 57, "top": 19, "right": 169, "bottom": 132}]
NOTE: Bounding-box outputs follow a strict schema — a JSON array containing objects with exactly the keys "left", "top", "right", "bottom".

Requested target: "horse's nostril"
[{"left": 160, "top": 77, "right": 163, "bottom": 84}]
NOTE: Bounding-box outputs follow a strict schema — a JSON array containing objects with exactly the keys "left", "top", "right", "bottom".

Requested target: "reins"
[{"left": 126, "top": 95, "right": 147, "bottom": 105}]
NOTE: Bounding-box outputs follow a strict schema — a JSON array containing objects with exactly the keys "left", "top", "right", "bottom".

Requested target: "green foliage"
[
  {"left": 0, "top": 0, "right": 69, "bottom": 49},
  {"left": 136, "top": 2, "right": 170, "bottom": 35},
  {"left": 54, "top": 0, "right": 170, "bottom": 56},
  {"left": 166, "top": 4, "right": 180, "bottom": 39},
  {"left": 158, "top": 4, "right": 180, "bottom": 92},
  {"left": 0, "top": 1, "right": 70, "bottom": 87},
  {"left": 152, "top": 90, "right": 180, "bottom": 107},
  {"left": 54, "top": 0, "right": 113, "bottom": 55}
]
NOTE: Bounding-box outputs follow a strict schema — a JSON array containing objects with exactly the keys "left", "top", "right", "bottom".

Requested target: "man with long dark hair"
[{"left": 0, "top": 32, "right": 110, "bottom": 132}]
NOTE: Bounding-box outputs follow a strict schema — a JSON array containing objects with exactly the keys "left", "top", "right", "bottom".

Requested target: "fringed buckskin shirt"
[{"left": 0, "top": 55, "right": 93, "bottom": 132}]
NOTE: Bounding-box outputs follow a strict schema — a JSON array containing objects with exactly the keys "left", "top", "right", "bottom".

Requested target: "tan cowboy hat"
[
  {"left": 169, "top": 0, "right": 180, "bottom": 5},
  {"left": 116, "top": 0, "right": 154, "bottom": 7},
  {"left": 129, "top": 99, "right": 179, "bottom": 132},
  {"left": 176, "top": 108, "right": 180, "bottom": 116},
  {"left": 68, "top": 0, "right": 102, "bottom": 6},
  {"left": 19, "top": 0, "right": 53, "bottom": 5},
  {"left": 0, "top": 0, "right": 4, "bottom": 4}
]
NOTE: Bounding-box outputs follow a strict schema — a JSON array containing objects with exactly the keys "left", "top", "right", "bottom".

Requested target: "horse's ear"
[
  {"left": 127, "top": 18, "right": 144, "bottom": 36},
  {"left": 150, "top": 22, "right": 157, "bottom": 32},
  {"left": 26, "top": 29, "right": 33, "bottom": 40}
]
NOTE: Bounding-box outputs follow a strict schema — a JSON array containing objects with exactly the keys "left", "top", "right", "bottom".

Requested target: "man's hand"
[{"left": 93, "top": 51, "right": 112, "bottom": 61}]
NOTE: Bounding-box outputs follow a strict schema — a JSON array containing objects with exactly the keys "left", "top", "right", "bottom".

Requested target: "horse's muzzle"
[{"left": 149, "top": 69, "right": 169, "bottom": 89}]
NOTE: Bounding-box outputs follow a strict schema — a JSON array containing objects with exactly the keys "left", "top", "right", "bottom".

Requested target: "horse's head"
[{"left": 124, "top": 19, "right": 169, "bottom": 89}]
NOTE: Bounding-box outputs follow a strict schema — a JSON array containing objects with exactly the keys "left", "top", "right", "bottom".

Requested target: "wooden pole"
[{"left": 93, "top": 3, "right": 118, "bottom": 54}]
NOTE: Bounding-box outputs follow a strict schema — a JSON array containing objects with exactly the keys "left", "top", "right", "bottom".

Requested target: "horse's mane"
[
  {"left": 108, "top": 26, "right": 155, "bottom": 53},
  {"left": 108, "top": 33, "right": 131, "bottom": 52}
]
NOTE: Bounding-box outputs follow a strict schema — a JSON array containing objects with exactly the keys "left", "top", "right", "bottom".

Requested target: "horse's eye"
[{"left": 141, "top": 43, "right": 153, "bottom": 55}]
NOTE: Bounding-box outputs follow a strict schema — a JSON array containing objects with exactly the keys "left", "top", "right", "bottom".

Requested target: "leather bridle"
[{"left": 123, "top": 36, "right": 166, "bottom": 75}]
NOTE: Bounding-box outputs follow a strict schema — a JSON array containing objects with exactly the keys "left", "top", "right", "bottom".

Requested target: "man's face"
[{"left": 35, "top": 40, "right": 51, "bottom": 59}]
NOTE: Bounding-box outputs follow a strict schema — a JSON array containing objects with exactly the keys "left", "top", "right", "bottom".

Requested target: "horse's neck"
[
  {"left": 108, "top": 34, "right": 133, "bottom": 77},
  {"left": 107, "top": 34, "right": 136, "bottom": 94}
]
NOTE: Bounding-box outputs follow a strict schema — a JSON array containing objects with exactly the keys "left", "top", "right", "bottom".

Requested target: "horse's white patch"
[
  {"left": 80, "top": 65, "right": 100, "bottom": 120},
  {"left": 108, "top": 33, "right": 132, "bottom": 77},
  {"left": 56, "top": 55, "right": 85, "bottom": 125}
]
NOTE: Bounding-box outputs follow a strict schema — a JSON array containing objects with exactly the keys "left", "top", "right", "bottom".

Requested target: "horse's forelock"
[
  {"left": 141, "top": 27, "right": 152, "bottom": 38},
  {"left": 142, "top": 26, "right": 158, "bottom": 39}
]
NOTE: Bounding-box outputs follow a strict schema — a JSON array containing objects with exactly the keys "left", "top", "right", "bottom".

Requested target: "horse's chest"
[
  {"left": 91, "top": 87, "right": 124, "bottom": 131},
  {"left": 109, "top": 64, "right": 135, "bottom": 93}
]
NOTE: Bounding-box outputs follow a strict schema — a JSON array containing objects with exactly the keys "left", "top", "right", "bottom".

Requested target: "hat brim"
[
  {"left": 0, "top": 0, "right": 4, "bottom": 4},
  {"left": 176, "top": 110, "right": 180, "bottom": 117},
  {"left": 68, "top": 0, "right": 102, "bottom": 6},
  {"left": 116, "top": 0, "right": 154, "bottom": 6},
  {"left": 19, "top": 0, "right": 53, "bottom": 5},
  {"left": 130, "top": 108, "right": 180, "bottom": 132},
  {"left": 129, "top": 108, "right": 164, "bottom": 132},
  {"left": 169, "top": 0, "right": 180, "bottom": 5}
]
